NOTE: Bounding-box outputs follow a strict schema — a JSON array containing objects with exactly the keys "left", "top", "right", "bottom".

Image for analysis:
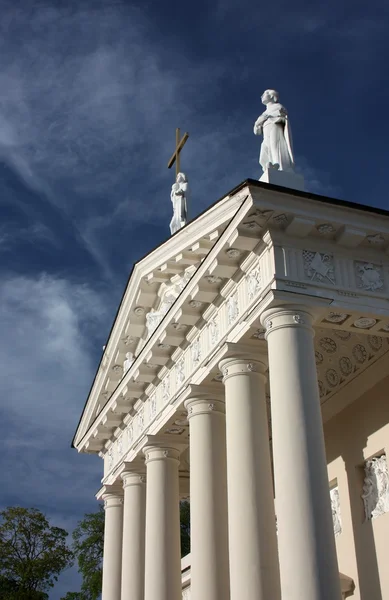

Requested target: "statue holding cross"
[{"left": 168, "top": 128, "right": 190, "bottom": 235}]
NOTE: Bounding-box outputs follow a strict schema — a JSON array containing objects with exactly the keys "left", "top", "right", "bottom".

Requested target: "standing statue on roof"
[
  {"left": 170, "top": 172, "right": 189, "bottom": 235},
  {"left": 254, "top": 89, "right": 294, "bottom": 173}
]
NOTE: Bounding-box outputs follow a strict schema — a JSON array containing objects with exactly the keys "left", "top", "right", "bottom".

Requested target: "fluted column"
[
  {"left": 219, "top": 355, "right": 281, "bottom": 600},
  {"left": 121, "top": 468, "right": 146, "bottom": 600},
  {"left": 261, "top": 307, "right": 341, "bottom": 600},
  {"left": 102, "top": 491, "right": 124, "bottom": 600},
  {"left": 184, "top": 395, "right": 230, "bottom": 600},
  {"left": 143, "top": 439, "right": 183, "bottom": 600}
]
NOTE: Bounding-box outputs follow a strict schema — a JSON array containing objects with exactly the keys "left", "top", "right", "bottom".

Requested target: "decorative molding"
[
  {"left": 315, "top": 328, "right": 388, "bottom": 401},
  {"left": 225, "top": 248, "right": 241, "bottom": 259},
  {"left": 317, "top": 223, "right": 335, "bottom": 234},
  {"left": 353, "top": 317, "right": 377, "bottom": 330},
  {"left": 362, "top": 454, "right": 389, "bottom": 520},
  {"left": 324, "top": 312, "right": 349, "bottom": 325}
]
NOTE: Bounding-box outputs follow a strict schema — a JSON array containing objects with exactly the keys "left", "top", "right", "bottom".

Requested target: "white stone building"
[{"left": 73, "top": 178, "right": 389, "bottom": 600}]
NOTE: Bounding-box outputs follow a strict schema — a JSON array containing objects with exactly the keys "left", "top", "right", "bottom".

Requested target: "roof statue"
[
  {"left": 254, "top": 89, "right": 294, "bottom": 173},
  {"left": 170, "top": 172, "right": 190, "bottom": 235},
  {"left": 168, "top": 128, "right": 190, "bottom": 235},
  {"left": 254, "top": 89, "right": 304, "bottom": 190}
]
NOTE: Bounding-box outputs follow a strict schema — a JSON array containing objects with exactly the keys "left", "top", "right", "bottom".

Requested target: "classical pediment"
[{"left": 73, "top": 179, "right": 389, "bottom": 464}]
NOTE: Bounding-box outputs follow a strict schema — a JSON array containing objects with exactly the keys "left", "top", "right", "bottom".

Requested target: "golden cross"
[{"left": 167, "top": 127, "right": 189, "bottom": 178}]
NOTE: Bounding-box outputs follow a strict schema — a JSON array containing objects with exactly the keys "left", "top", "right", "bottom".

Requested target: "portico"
[{"left": 73, "top": 179, "right": 389, "bottom": 600}]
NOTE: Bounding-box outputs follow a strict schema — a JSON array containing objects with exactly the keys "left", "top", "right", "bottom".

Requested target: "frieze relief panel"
[
  {"left": 280, "top": 244, "right": 388, "bottom": 299},
  {"left": 104, "top": 255, "right": 269, "bottom": 476}
]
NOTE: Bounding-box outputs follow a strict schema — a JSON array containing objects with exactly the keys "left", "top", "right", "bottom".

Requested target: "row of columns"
[{"left": 101, "top": 308, "right": 342, "bottom": 600}]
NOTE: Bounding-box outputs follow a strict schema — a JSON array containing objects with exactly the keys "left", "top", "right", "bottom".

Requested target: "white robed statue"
[
  {"left": 253, "top": 89, "right": 294, "bottom": 173},
  {"left": 170, "top": 172, "right": 189, "bottom": 235}
]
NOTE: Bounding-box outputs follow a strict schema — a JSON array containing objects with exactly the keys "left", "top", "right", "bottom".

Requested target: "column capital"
[
  {"left": 260, "top": 306, "right": 315, "bottom": 338},
  {"left": 103, "top": 493, "right": 124, "bottom": 510},
  {"left": 184, "top": 396, "right": 225, "bottom": 419},
  {"left": 142, "top": 435, "right": 186, "bottom": 465},
  {"left": 219, "top": 356, "right": 267, "bottom": 383},
  {"left": 121, "top": 471, "right": 146, "bottom": 487}
]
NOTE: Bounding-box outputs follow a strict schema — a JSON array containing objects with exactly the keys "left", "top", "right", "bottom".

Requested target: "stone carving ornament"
[
  {"left": 355, "top": 261, "right": 384, "bottom": 292},
  {"left": 146, "top": 272, "right": 192, "bottom": 339},
  {"left": 330, "top": 485, "right": 342, "bottom": 536},
  {"left": 209, "top": 318, "right": 219, "bottom": 345},
  {"left": 123, "top": 352, "right": 134, "bottom": 374},
  {"left": 247, "top": 267, "right": 262, "bottom": 300},
  {"left": 227, "top": 294, "right": 239, "bottom": 325},
  {"left": 303, "top": 250, "right": 335, "bottom": 285},
  {"left": 191, "top": 338, "right": 201, "bottom": 366},
  {"left": 362, "top": 455, "right": 389, "bottom": 520}
]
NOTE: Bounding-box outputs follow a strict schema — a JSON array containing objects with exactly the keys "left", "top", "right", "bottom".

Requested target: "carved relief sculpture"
[
  {"left": 362, "top": 454, "right": 389, "bottom": 520},
  {"left": 330, "top": 485, "right": 342, "bottom": 536}
]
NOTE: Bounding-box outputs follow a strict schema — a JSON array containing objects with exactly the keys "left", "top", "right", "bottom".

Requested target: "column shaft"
[
  {"left": 262, "top": 308, "right": 341, "bottom": 600},
  {"left": 144, "top": 444, "right": 182, "bottom": 600},
  {"left": 220, "top": 357, "right": 281, "bottom": 600},
  {"left": 121, "top": 471, "right": 146, "bottom": 600},
  {"left": 185, "top": 397, "right": 230, "bottom": 600},
  {"left": 101, "top": 493, "right": 123, "bottom": 600}
]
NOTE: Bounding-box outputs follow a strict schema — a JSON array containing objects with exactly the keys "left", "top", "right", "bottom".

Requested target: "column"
[
  {"left": 184, "top": 395, "right": 230, "bottom": 600},
  {"left": 261, "top": 307, "right": 341, "bottom": 600},
  {"left": 101, "top": 490, "right": 123, "bottom": 600},
  {"left": 219, "top": 354, "right": 281, "bottom": 600},
  {"left": 121, "top": 468, "right": 146, "bottom": 600},
  {"left": 143, "top": 439, "right": 183, "bottom": 600}
]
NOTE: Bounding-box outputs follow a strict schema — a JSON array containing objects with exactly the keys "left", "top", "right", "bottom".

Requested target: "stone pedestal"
[
  {"left": 143, "top": 441, "right": 183, "bottom": 600},
  {"left": 261, "top": 308, "right": 342, "bottom": 600},
  {"left": 260, "top": 167, "right": 305, "bottom": 191},
  {"left": 121, "top": 469, "right": 146, "bottom": 600},
  {"left": 185, "top": 395, "right": 230, "bottom": 600},
  {"left": 219, "top": 355, "right": 281, "bottom": 600},
  {"left": 101, "top": 492, "right": 123, "bottom": 600}
]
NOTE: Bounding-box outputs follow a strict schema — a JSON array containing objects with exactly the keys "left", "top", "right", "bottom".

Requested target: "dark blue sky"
[{"left": 0, "top": 0, "right": 389, "bottom": 597}]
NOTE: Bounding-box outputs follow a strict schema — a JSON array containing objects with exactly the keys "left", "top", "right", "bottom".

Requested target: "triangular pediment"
[
  {"left": 73, "top": 183, "right": 256, "bottom": 448},
  {"left": 73, "top": 178, "right": 389, "bottom": 454}
]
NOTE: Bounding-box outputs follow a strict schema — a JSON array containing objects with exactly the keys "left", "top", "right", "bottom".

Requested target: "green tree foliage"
[
  {"left": 63, "top": 500, "right": 191, "bottom": 598},
  {"left": 62, "top": 504, "right": 105, "bottom": 600},
  {"left": 0, "top": 507, "right": 73, "bottom": 600}
]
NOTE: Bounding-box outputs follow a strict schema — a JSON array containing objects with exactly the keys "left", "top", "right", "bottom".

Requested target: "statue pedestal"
[{"left": 260, "top": 168, "right": 305, "bottom": 192}]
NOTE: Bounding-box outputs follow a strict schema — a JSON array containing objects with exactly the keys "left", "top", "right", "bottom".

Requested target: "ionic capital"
[
  {"left": 121, "top": 470, "right": 146, "bottom": 488},
  {"left": 219, "top": 357, "right": 267, "bottom": 383},
  {"left": 142, "top": 435, "right": 187, "bottom": 465},
  {"left": 260, "top": 307, "right": 314, "bottom": 339},
  {"left": 102, "top": 492, "right": 124, "bottom": 510},
  {"left": 184, "top": 397, "right": 225, "bottom": 420},
  {"left": 144, "top": 446, "right": 181, "bottom": 464}
]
